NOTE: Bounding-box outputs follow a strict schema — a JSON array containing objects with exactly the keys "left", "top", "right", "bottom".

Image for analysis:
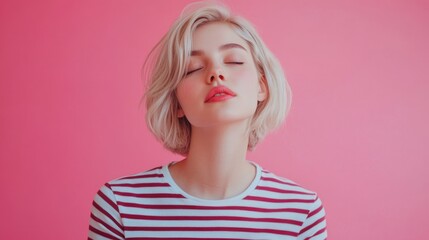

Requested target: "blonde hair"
[{"left": 142, "top": 2, "right": 291, "bottom": 155}]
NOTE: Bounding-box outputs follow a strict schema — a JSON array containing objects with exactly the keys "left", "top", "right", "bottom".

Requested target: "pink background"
[{"left": 1, "top": 0, "right": 428, "bottom": 239}]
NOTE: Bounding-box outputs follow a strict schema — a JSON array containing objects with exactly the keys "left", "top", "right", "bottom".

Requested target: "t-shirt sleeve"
[
  {"left": 297, "top": 194, "right": 328, "bottom": 240},
  {"left": 88, "top": 183, "right": 125, "bottom": 240}
]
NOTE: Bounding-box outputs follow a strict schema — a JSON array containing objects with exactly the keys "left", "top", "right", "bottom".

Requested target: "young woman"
[{"left": 89, "top": 2, "right": 327, "bottom": 239}]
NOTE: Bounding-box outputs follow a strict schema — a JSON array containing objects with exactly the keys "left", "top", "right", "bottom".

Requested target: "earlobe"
[
  {"left": 257, "top": 77, "right": 268, "bottom": 101},
  {"left": 177, "top": 108, "right": 185, "bottom": 118}
]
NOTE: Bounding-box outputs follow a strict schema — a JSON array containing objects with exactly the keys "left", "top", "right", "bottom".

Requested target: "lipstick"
[{"left": 204, "top": 86, "right": 237, "bottom": 103}]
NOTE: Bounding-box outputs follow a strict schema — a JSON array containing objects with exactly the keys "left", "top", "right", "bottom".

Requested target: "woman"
[{"left": 89, "top": 2, "right": 327, "bottom": 239}]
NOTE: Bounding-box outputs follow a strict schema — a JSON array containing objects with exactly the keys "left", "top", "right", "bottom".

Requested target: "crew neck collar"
[{"left": 162, "top": 161, "right": 262, "bottom": 205}]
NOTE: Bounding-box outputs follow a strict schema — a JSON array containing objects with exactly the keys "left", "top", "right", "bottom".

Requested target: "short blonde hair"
[{"left": 143, "top": 2, "right": 291, "bottom": 155}]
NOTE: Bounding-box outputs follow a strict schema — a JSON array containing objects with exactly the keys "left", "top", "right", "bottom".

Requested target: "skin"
[{"left": 170, "top": 22, "right": 267, "bottom": 200}]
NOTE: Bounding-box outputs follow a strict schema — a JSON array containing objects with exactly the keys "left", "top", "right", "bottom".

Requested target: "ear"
[
  {"left": 177, "top": 107, "right": 185, "bottom": 118},
  {"left": 257, "top": 76, "right": 268, "bottom": 101}
]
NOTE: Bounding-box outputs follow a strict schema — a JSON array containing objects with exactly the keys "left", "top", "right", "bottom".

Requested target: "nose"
[
  {"left": 209, "top": 74, "right": 224, "bottom": 82},
  {"left": 208, "top": 65, "right": 225, "bottom": 83}
]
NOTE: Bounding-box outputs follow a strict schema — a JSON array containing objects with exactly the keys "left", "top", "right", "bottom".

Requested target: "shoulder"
[
  {"left": 107, "top": 165, "right": 165, "bottom": 186},
  {"left": 93, "top": 165, "right": 165, "bottom": 195},
  {"left": 88, "top": 165, "right": 167, "bottom": 239},
  {"left": 254, "top": 168, "right": 325, "bottom": 212},
  {"left": 92, "top": 165, "right": 169, "bottom": 208},
  {"left": 256, "top": 168, "right": 327, "bottom": 237},
  {"left": 258, "top": 168, "right": 318, "bottom": 196}
]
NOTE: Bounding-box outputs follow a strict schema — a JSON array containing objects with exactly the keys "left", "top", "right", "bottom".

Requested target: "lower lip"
[{"left": 205, "top": 95, "right": 235, "bottom": 103}]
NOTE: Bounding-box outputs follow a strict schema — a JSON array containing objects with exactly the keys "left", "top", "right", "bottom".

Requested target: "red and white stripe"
[{"left": 89, "top": 163, "right": 327, "bottom": 239}]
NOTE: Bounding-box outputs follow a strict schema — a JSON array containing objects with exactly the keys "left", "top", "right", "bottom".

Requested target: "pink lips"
[{"left": 204, "top": 86, "right": 237, "bottom": 103}]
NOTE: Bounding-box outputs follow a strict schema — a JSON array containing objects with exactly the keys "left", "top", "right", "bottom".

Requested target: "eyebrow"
[{"left": 190, "top": 43, "right": 247, "bottom": 56}]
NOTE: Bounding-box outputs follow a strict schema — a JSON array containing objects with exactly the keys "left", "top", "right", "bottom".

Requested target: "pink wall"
[{"left": 1, "top": 0, "right": 428, "bottom": 239}]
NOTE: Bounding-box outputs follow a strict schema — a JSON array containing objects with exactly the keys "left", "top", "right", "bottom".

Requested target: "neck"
[
  {"left": 169, "top": 121, "right": 256, "bottom": 199},
  {"left": 189, "top": 122, "right": 249, "bottom": 167}
]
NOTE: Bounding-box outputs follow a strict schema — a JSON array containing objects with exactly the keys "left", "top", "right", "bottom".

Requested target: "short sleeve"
[
  {"left": 297, "top": 195, "right": 328, "bottom": 240},
  {"left": 88, "top": 183, "right": 125, "bottom": 240}
]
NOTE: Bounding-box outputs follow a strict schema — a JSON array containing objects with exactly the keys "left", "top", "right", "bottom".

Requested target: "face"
[{"left": 176, "top": 22, "right": 267, "bottom": 129}]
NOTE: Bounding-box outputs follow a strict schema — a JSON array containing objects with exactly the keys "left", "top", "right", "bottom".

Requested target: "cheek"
[
  {"left": 232, "top": 65, "right": 260, "bottom": 91},
  {"left": 176, "top": 79, "right": 201, "bottom": 105}
]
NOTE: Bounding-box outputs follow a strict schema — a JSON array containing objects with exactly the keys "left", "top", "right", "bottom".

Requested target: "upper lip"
[{"left": 204, "top": 86, "right": 237, "bottom": 102}]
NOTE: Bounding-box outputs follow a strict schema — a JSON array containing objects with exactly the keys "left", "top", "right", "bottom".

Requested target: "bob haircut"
[{"left": 143, "top": 2, "right": 292, "bottom": 155}]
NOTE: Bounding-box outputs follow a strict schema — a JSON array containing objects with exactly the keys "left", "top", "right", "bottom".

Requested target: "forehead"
[{"left": 191, "top": 22, "right": 249, "bottom": 52}]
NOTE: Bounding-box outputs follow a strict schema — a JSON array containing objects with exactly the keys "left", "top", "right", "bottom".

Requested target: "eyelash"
[
  {"left": 186, "top": 67, "right": 203, "bottom": 76},
  {"left": 186, "top": 62, "right": 244, "bottom": 76}
]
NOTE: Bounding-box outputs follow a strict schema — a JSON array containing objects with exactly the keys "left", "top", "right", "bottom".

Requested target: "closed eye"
[
  {"left": 225, "top": 62, "right": 244, "bottom": 64},
  {"left": 186, "top": 67, "right": 203, "bottom": 76}
]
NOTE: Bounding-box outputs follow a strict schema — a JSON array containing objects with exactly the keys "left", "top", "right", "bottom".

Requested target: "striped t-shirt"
[{"left": 89, "top": 162, "right": 327, "bottom": 239}]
